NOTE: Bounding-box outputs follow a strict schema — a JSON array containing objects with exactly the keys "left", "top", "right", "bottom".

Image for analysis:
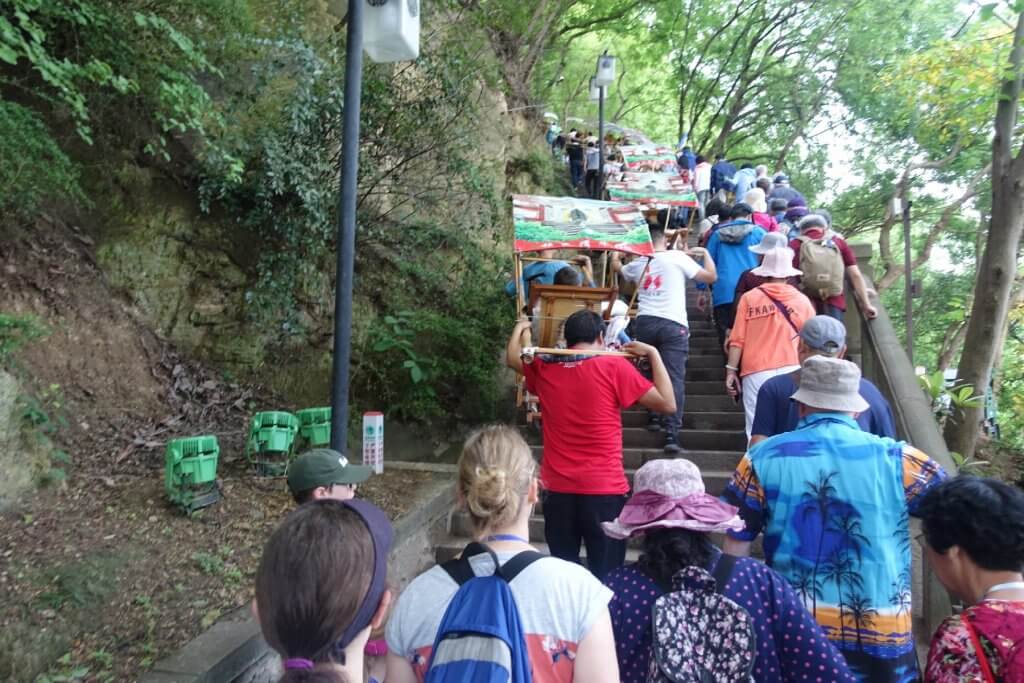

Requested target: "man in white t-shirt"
[{"left": 613, "top": 222, "right": 717, "bottom": 452}]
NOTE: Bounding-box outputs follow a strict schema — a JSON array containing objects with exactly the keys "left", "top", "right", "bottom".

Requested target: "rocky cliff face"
[{"left": 87, "top": 113, "right": 552, "bottom": 407}]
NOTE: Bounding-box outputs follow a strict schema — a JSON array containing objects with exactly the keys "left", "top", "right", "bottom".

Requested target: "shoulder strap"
[
  {"left": 756, "top": 286, "right": 800, "bottom": 335},
  {"left": 441, "top": 541, "right": 499, "bottom": 586},
  {"left": 963, "top": 613, "right": 998, "bottom": 683},
  {"left": 497, "top": 551, "right": 547, "bottom": 582},
  {"left": 441, "top": 544, "right": 545, "bottom": 586},
  {"left": 712, "top": 554, "right": 738, "bottom": 595}
]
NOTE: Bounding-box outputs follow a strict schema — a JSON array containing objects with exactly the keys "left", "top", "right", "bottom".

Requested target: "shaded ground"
[
  {"left": 0, "top": 466, "right": 432, "bottom": 682},
  {"left": 0, "top": 219, "right": 439, "bottom": 681}
]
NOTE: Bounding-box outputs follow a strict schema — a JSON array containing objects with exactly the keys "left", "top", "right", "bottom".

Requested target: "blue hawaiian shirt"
[{"left": 721, "top": 413, "right": 948, "bottom": 682}]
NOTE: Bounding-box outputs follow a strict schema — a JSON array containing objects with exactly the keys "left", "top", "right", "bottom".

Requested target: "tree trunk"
[
  {"left": 936, "top": 321, "right": 968, "bottom": 373},
  {"left": 944, "top": 11, "right": 1024, "bottom": 461}
]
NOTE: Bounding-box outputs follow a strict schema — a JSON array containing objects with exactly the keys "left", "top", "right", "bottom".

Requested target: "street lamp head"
[
  {"left": 364, "top": 0, "right": 421, "bottom": 63},
  {"left": 594, "top": 53, "right": 616, "bottom": 87}
]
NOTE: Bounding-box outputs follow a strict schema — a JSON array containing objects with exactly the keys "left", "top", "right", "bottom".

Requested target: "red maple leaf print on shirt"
[{"left": 643, "top": 274, "right": 663, "bottom": 290}]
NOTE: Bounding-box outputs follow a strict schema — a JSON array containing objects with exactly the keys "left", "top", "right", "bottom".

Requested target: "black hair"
[
  {"left": 695, "top": 155, "right": 705, "bottom": 164},
  {"left": 648, "top": 221, "right": 666, "bottom": 242},
  {"left": 636, "top": 528, "right": 715, "bottom": 589},
  {"left": 741, "top": 162, "right": 753, "bottom": 169},
  {"left": 732, "top": 203, "right": 753, "bottom": 218},
  {"left": 553, "top": 266, "right": 581, "bottom": 286},
  {"left": 715, "top": 153, "right": 725, "bottom": 160},
  {"left": 917, "top": 476, "right": 1024, "bottom": 571},
  {"left": 563, "top": 310, "right": 603, "bottom": 347},
  {"left": 656, "top": 208, "right": 670, "bottom": 228},
  {"left": 716, "top": 205, "right": 733, "bottom": 221}
]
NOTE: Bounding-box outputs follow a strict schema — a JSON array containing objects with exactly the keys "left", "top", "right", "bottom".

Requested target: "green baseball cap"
[{"left": 287, "top": 448, "right": 374, "bottom": 494}]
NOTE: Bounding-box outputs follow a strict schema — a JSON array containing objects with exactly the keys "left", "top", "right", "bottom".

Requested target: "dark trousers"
[
  {"left": 569, "top": 160, "right": 585, "bottom": 190},
  {"left": 543, "top": 491, "right": 627, "bottom": 580},
  {"left": 714, "top": 303, "right": 735, "bottom": 359},
  {"left": 634, "top": 315, "right": 689, "bottom": 434},
  {"left": 585, "top": 169, "right": 600, "bottom": 198}
]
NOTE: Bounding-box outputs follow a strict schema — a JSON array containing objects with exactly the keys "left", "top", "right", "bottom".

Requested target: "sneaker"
[
  {"left": 646, "top": 416, "right": 664, "bottom": 432},
  {"left": 663, "top": 433, "right": 682, "bottom": 454}
]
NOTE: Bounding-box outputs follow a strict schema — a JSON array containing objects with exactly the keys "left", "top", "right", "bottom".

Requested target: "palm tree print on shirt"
[
  {"left": 823, "top": 549, "right": 864, "bottom": 641},
  {"left": 845, "top": 592, "right": 879, "bottom": 651},
  {"left": 791, "top": 564, "right": 823, "bottom": 608},
  {"left": 800, "top": 470, "right": 840, "bottom": 616},
  {"left": 798, "top": 470, "right": 873, "bottom": 625}
]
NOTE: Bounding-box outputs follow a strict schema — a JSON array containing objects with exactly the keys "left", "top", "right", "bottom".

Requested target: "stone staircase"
[{"left": 436, "top": 281, "right": 750, "bottom": 564}]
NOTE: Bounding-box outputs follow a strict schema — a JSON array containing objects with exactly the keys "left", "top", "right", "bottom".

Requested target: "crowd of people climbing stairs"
[{"left": 247, "top": 141, "right": 1024, "bottom": 683}]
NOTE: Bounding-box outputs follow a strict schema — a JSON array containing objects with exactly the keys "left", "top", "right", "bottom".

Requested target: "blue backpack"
[{"left": 423, "top": 542, "right": 544, "bottom": 683}]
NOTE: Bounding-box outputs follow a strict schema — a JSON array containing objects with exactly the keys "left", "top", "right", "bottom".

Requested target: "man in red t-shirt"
[
  {"left": 506, "top": 310, "right": 676, "bottom": 579},
  {"left": 789, "top": 214, "right": 878, "bottom": 323}
]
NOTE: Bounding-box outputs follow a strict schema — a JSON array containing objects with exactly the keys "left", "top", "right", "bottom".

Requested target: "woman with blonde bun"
[{"left": 386, "top": 425, "right": 619, "bottom": 683}]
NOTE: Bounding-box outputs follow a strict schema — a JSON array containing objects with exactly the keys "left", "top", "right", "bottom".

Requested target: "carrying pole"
[
  {"left": 329, "top": 0, "right": 365, "bottom": 453},
  {"left": 598, "top": 80, "right": 605, "bottom": 199}
]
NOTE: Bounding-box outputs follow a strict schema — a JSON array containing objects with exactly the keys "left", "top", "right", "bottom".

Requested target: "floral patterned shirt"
[{"left": 925, "top": 600, "right": 1024, "bottom": 682}]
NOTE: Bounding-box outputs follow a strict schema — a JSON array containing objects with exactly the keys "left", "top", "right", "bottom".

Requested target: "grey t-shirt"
[{"left": 386, "top": 551, "right": 612, "bottom": 681}]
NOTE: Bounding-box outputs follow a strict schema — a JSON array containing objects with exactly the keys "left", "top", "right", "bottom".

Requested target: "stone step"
[
  {"left": 527, "top": 446, "right": 744, "bottom": 471},
  {"left": 684, "top": 380, "right": 727, "bottom": 394},
  {"left": 622, "top": 410, "right": 745, "bottom": 431},
  {"left": 621, "top": 448, "right": 743, "bottom": 470},
  {"left": 636, "top": 394, "right": 742, "bottom": 411},
  {"left": 685, "top": 366, "right": 726, "bottom": 381},
  {"left": 687, "top": 354, "right": 730, "bottom": 369},
  {"left": 621, "top": 427, "right": 747, "bottom": 451}
]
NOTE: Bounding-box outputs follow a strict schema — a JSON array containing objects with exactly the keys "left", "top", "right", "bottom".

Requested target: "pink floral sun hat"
[{"left": 602, "top": 459, "right": 745, "bottom": 539}]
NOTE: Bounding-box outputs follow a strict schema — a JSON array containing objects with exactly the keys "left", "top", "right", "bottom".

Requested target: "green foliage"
[
  {"left": 0, "top": 0, "right": 244, "bottom": 213},
  {"left": 507, "top": 149, "right": 564, "bottom": 195},
  {"left": 918, "top": 371, "right": 985, "bottom": 432},
  {"left": 351, "top": 222, "right": 510, "bottom": 424},
  {"left": 35, "top": 554, "right": 122, "bottom": 612},
  {"left": 373, "top": 312, "right": 429, "bottom": 385},
  {"left": 0, "top": 311, "right": 46, "bottom": 363},
  {"left": 0, "top": 103, "right": 85, "bottom": 214}
]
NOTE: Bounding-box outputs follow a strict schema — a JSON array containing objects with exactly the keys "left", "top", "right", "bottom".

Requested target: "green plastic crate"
[
  {"left": 248, "top": 411, "right": 299, "bottom": 454},
  {"left": 297, "top": 407, "right": 332, "bottom": 447},
  {"left": 165, "top": 436, "right": 221, "bottom": 511}
]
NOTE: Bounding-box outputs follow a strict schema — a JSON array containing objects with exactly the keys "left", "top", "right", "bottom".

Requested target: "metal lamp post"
[
  {"left": 593, "top": 52, "right": 616, "bottom": 199},
  {"left": 330, "top": 0, "right": 420, "bottom": 452}
]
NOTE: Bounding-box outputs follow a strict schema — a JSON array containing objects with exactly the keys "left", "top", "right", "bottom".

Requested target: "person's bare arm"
[
  {"left": 505, "top": 318, "right": 532, "bottom": 374},
  {"left": 748, "top": 434, "right": 768, "bottom": 447},
  {"left": 627, "top": 342, "right": 676, "bottom": 415},
  {"left": 573, "top": 255, "right": 595, "bottom": 286},
  {"left": 723, "top": 537, "right": 752, "bottom": 557},
  {"left": 687, "top": 246, "right": 717, "bottom": 285},
  {"left": 846, "top": 264, "right": 878, "bottom": 319},
  {"left": 725, "top": 345, "right": 742, "bottom": 398},
  {"left": 572, "top": 609, "right": 620, "bottom": 683},
  {"left": 386, "top": 653, "right": 418, "bottom": 683}
]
